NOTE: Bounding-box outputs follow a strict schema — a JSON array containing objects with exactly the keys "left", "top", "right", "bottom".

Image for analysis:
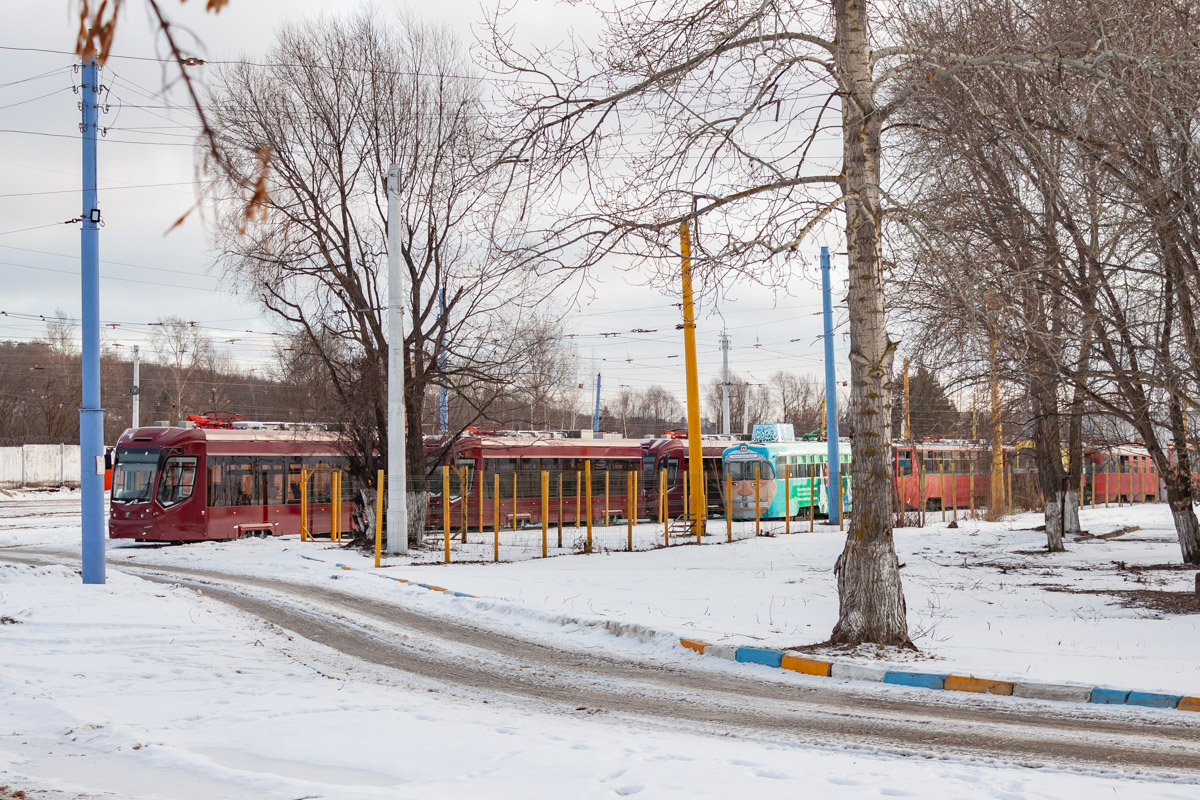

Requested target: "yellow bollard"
[
  {"left": 585, "top": 460, "right": 593, "bottom": 554},
  {"left": 493, "top": 473, "right": 500, "bottom": 563},
  {"left": 541, "top": 470, "right": 549, "bottom": 558},
  {"left": 443, "top": 466, "right": 451, "bottom": 564},
  {"left": 627, "top": 471, "right": 634, "bottom": 551},
  {"left": 374, "top": 469, "right": 384, "bottom": 568},
  {"left": 754, "top": 466, "right": 761, "bottom": 536},
  {"left": 785, "top": 465, "right": 791, "bottom": 535},
  {"left": 725, "top": 471, "right": 732, "bottom": 543}
]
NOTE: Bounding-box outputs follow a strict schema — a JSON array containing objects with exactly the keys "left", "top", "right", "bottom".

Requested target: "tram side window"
[
  {"left": 260, "top": 457, "right": 287, "bottom": 506},
  {"left": 156, "top": 456, "right": 197, "bottom": 508},
  {"left": 207, "top": 456, "right": 256, "bottom": 506},
  {"left": 287, "top": 458, "right": 304, "bottom": 504}
]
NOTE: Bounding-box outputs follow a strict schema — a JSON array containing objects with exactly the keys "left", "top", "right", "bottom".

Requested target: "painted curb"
[
  {"left": 325, "top": 561, "right": 476, "bottom": 598},
  {"left": 678, "top": 639, "right": 1198, "bottom": 714}
]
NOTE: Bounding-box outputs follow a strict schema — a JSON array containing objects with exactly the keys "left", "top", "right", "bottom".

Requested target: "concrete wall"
[{"left": 0, "top": 444, "right": 81, "bottom": 489}]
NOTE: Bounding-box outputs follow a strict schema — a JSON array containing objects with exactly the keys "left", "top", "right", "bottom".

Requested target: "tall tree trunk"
[
  {"left": 1168, "top": 393, "right": 1200, "bottom": 565},
  {"left": 1030, "top": 363, "right": 1065, "bottom": 552},
  {"left": 829, "top": 0, "right": 910, "bottom": 647}
]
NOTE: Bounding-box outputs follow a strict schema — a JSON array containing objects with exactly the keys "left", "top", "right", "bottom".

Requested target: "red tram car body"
[
  {"left": 108, "top": 426, "right": 352, "bottom": 542},
  {"left": 1084, "top": 446, "right": 1159, "bottom": 504},
  {"left": 640, "top": 437, "right": 731, "bottom": 519},
  {"left": 892, "top": 441, "right": 997, "bottom": 511},
  {"left": 425, "top": 435, "right": 645, "bottom": 530}
]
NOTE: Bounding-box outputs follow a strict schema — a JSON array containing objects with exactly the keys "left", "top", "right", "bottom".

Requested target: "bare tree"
[
  {"left": 150, "top": 316, "right": 215, "bottom": 423},
  {"left": 206, "top": 12, "right": 543, "bottom": 543}
]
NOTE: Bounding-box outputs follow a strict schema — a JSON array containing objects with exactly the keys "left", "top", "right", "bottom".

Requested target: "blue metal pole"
[
  {"left": 438, "top": 287, "right": 448, "bottom": 433},
  {"left": 821, "top": 246, "right": 841, "bottom": 526},
  {"left": 80, "top": 59, "right": 105, "bottom": 584},
  {"left": 592, "top": 372, "right": 601, "bottom": 434}
]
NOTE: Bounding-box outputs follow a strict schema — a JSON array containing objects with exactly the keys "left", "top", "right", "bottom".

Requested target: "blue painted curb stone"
[
  {"left": 884, "top": 671, "right": 947, "bottom": 691},
  {"left": 1126, "top": 691, "right": 1182, "bottom": 709},
  {"left": 1090, "top": 687, "right": 1131, "bottom": 704},
  {"left": 735, "top": 647, "right": 785, "bottom": 668}
]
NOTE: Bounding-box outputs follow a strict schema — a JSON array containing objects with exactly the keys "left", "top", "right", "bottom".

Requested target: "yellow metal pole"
[
  {"left": 679, "top": 220, "right": 705, "bottom": 542},
  {"left": 585, "top": 459, "right": 593, "bottom": 553},
  {"left": 332, "top": 471, "right": 340, "bottom": 542},
  {"left": 575, "top": 471, "right": 581, "bottom": 529},
  {"left": 1091, "top": 462, "right": 1097, "bottom": 509},
  {"left": 697, "top": 464, "right": 704, "bottom": 545},
  {"left": 512, "top": 472, "right": 518, "bottom": 533},
  {"left": 541, "top": 470, "right": 548, "bottom": 558},
  {"left": 838, "top": 462, "right": 844, "bottom": 532},
  {"left": 725, "top": 471, "right": 732, "bottom": 543},
  {"left": 374, "top": 469, "right": 383, "bottom": 568},
  {"left": 990, "top": 336, "right": 1004, "bottom": 514},
  {"left": 1006, "top": 460, "right": 1013, "bottom": 516},
  {"left": 661, "top": 469, "right": 668, "bottom": 546},
  {"left": 809, "top": 464, "right": 815, "bottom": 532},
  {"left": 785, "top": 465, "right": 791, "bottom": 535},
  {"left": 443, "top": 465, "right": 451, "bottom": 564},
  {"left": 969, "top": 461, "right": 975, "bottom": 518},
  {"left": 605, "top": 470, "right": 610, "bottom": 527},
  {"left": 461, "top": 466, "right": 469, "bottom": 542},
  {"left": 939, "top": 461, "right": 946, "bottom": 523},
  {"left": 951, "top": 457, "right": 958, "bottom": 522},
  {"left": 300, "top": 467, "right": 308, "bottom": 541},
  {"left": 557, "top": 473, "right": 563, "bottom": 548},
  {"left": 478, "top": 468, "right": 484, "bottom": 536},
  {"left": 627, "top": 471, "right": 634, "bottom": 551},
  {"left": 493, "top": 473, "right": 500, "bottom": 562},
  {"left": 754, "top": 465, "right": 760, "bottom": 536}
]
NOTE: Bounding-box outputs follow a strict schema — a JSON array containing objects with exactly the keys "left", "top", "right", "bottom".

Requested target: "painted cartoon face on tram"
[{"left": 728, "top": 459, "right": 777, "bottom": 519}]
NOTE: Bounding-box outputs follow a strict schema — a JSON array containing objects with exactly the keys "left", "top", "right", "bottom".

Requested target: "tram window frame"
[
  {"left": 260, "top": 456, "right": 287, "bottom": 506},
  {"left": 155, "top": 456, "right": 197, "bottom": 508}
]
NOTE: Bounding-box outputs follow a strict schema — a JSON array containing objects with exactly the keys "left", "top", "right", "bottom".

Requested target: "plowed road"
[{"left": 3, "top": 548, "right": 1199, "bottom": 778}]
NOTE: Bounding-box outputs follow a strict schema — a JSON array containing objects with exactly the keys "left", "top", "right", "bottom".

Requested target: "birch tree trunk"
[{"left": 830, "top": 0, "right": 910, "bottom": 647}]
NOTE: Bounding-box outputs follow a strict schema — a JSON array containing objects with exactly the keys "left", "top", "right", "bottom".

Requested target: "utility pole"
[
  {"left": 821, "top": 246, "right": 841, "bottom": 527},
  {"left": 719, "top": 332, "right": 731, "bottom": 435},
  {"left": 680, "top": 221, "right": 704, "bottom": 540},
  {"left": 972, "top": 392, "right": 977, "bottom": 440},
  {"left": 902, "top": 356, "right": 911, "bottom": 440},
  {"left": 592, "top": 372, "right": 602, "bottom": 435},
  {"left": 79, "top": 59, "right": 105, "bottom": 585},
  {"left": 438, "top": 287, "right": 448, "bottom": 434},
  {"left": 131, "top": 344, "right": 140, "bottom": 429},
  {"left": 743, "top": 382, "right": 751, "bottom": 436},
  {"left": 385, "top": 165, "right": 408, "bottom": 555}
]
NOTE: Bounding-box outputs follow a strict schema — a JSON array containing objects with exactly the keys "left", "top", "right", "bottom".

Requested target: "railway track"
[{"left": 3, "top": 548, "right": 1200, "bottom": 781}]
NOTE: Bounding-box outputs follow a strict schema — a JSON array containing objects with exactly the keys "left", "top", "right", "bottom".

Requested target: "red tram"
[
  {"left": 424, "top": 434, "right": 645, "bottom": 529},
  {"left": 640, "top": 435, "right": 733, "bottom": 519},
  {"left": 1084, "top": 446, "right": 1159, "bottom": 504},
  {"left": 108, "top": 426, "right": 352, "bottom": 542}
]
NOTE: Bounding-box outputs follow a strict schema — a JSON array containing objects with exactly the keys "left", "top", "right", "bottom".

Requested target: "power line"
[{"left": 0, "top": 181, "right": 198, "bottom": 198}]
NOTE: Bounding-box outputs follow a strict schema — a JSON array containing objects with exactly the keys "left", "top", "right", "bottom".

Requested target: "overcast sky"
[{"left": 0, "top": 1, "right": 854, "bottom": 418}]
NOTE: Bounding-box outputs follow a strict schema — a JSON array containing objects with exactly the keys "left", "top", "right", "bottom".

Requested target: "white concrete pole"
[
  {"left": 386, "top": 165, "right": 409, "bottom": 555},
  {"left": 719, "top": 333, "right": 730, "bottom": 435},
  {"left": 131, "top": 345, "right": 140, "bottom": 429}
]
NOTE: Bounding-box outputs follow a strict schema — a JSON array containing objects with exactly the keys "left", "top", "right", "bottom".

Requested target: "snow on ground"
[
  {"left": 1, "top": 560, "right": 1197, "bottom": 800},
  {"left": 3, "top": 490, "right": 1199, "bottom": 697}
]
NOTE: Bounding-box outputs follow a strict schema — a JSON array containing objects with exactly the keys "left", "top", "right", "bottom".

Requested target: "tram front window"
[{"left": 112, "top": 449, "right": 160, "bottom": 503}]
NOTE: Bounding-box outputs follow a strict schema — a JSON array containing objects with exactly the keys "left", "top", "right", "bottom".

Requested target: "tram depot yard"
[{"left": 1, "top": 488, "right": 1199, "bottom": 798}]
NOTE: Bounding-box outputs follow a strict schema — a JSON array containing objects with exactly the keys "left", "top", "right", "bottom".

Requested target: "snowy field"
[
  {"left": 2, "top": 490, "right": 1200, "bottom": 797},
  {"left": 4, "top": 490, "right": 1193, "bottom": 697}
]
